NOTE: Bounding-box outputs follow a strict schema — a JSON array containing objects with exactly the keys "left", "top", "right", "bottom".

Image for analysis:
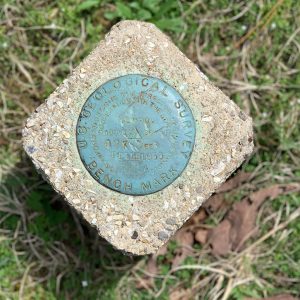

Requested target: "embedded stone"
[
  {"left": 166, "top": 218, "right": 177, "bottom": 225},
  {"left": 22, "top": 21, "right": 253, "bottom": 255},
  {"left": 158, "top": 231, "right": 169, "bottom": 241}
]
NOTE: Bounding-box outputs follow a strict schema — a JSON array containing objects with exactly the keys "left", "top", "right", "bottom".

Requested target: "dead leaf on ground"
[
  {"left": 203, "top": 171, "right": 252, "bottom": 214},
  {"left": 136, "top": 229, "right": 195, "bottom": 290},
  {"left": 136, "top": 179, "right": 299, "bottom": 291},
  {"left": 208, "top": 183, "right": 300, "bottom": 256},
  {"left": 186, "top": 171, "right": 252, "bottom": 228},
  {"left": 169, "top": 288, "right": 193, "bottom": 300},
  {"left": 194, "top": 229, "right": 208, "bottom": 245},
  {"left": 172, "top": 229, "right": 194, "bottom": 269},
  {"left": 135, "top": 229, "right": 195, "bottom": 290},
  {"left": 216, "top": 171, "right": 252, "bottom": 193},
  {"left": 203, "top": 193, "right": 227, "bottom": 214},
  {"left": 186, "top": 208, "right": 207, "bottom": 226},
  {"left": 156, "top": 243, "right": 168, "bottom": 256}
]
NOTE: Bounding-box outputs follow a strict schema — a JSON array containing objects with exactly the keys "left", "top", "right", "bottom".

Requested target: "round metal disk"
[{"left": 76, "top": 74, "right": 196, "bottom": 195}]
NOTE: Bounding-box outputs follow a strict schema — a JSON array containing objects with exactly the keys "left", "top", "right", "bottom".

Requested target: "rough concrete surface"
[{"left": 22, "top": 21, "right": 254, "bottom": 255}]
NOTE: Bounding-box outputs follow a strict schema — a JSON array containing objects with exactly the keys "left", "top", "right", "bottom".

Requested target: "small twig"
[
  {"left": 275, "top": 27, "right": 300, "bottom": 61},
  {"left": 221, "top": 278, "right": 233, "bottom": 300},
  {"left": 234, "top": 0, "right": 284, "bottom": 48},
  {"left": 19, "top": 262, "right": 35, "bottom": 300},
  {"left": 155, "top": 264, "right": 235, "bottom": 298},
  {"left": 238, "top": 206, "right": 300, "bottom": 257}
]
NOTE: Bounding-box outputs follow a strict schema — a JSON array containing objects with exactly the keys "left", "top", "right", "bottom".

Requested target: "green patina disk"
[{"left": 76, "top": 74, "right": 196, "bottom": 195}]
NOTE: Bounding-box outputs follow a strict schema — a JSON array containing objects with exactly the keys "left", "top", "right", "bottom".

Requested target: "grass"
[{"left": 0, "top": 0, "right": 300, "bottom": 299}]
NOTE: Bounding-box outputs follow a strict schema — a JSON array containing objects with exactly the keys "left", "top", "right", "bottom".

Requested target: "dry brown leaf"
[
  {"left": 135, "top": 228, "right": 195, "bottom": 289},
  {"left": 173, "top": 228, "right": 194, "bottom": 247},
  {"left": 156, "top": 243, "right": 168, "bottom": 256},
  {"left": 194, "top": 229, "right": 208, "bottom": 245},
  {"left": 186, "top": 172, "right": 252, "bottom": 228},
  {"left": 217, "top": 171, "right": 252, "bottom": 193},
  {"left": 208, "top": 184, "right": 299, "bottom": 256},
  {"left": 207, "top": 220, "right": 231, "bottom": 256},
  {"left": 172, "top": 229, "right": 194, "bottom": 269},
  {"left": 203, "top": 171, "right": 252, "bottom": 214},
  {"left": 146, "top": 255, "right": 158, "bottom": 275},
  {"left": 186, "top": 208, "right": 207, "bottom": 226},
  {"left": 203, "top": 193, "right": 227, "bottom": 214},
  {"left": 169, "top": 288, "right": 193, "bottom": 300}
]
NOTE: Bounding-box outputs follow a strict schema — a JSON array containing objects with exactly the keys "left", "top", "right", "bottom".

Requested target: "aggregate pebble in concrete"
[{"left": 22, "top": 21, "right": 254, "bottom": 255}]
